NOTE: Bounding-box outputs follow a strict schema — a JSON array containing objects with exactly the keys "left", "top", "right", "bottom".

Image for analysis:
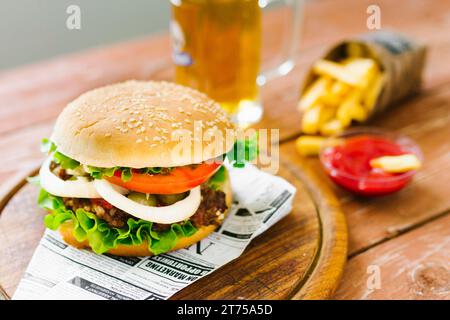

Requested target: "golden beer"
[{"left": 171, "top": 0, "right": 261, "bottom": 118}]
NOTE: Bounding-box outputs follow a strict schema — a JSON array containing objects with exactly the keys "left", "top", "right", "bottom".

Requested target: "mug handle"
[{"left": 257, "top": 0, "right": 303, "bottom": 86}]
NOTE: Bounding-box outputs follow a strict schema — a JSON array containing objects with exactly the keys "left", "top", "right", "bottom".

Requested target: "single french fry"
[
  {"left": 336, "top": 107, "right": 352, "bottom": 127},
  {"left": 301, "top": 105, "right": 322, "bottom": 134},
  {"left": 313, "top": 60, "right": 363, "bottom": 86},
  {"left": 319, "top": 89, "right": 337, "bottom": 106},
  {"left": 336, "top": 90, "right": 361, "bottom": 127},
  {"left": 370, "top": 154, "right": 422, "bottom": 173},
  {"left": 322, "top": 81, "right": 351, "bottom": 107},
  {"left": 320, "top": 82, "right": 343, "bottom": 107},
  {"left": 330, "top": 81, "right": 351, "bottom": 97},
  {"left": 363, "top": 72, "right": 385, "bottom": 111},
  {"left": 296, "top": 135, "right": 326, "bottom": 157},
  {"left": 351, "top": 103, "right": 369, "bottom": 122},
  {"left": 320, "top": 119, "right": 344, "bottom": 136},
  {"left": 343, "top": 58, "right": 378, "bottom": 88},
  {"left": 298, "top": 76, "right": 331, "bottom": 111},
  {"left": 318, "top": 105, "right": 336, "bottom": 126}
]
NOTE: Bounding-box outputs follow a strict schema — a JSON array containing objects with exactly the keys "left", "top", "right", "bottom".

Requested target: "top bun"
[{"left": 50, "top": 81, "right": 235, "bottom": 168}]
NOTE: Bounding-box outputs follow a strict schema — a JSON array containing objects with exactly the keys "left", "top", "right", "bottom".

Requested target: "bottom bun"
[{"left": 59, "top": 172, "right": 232, "bottom": 256}]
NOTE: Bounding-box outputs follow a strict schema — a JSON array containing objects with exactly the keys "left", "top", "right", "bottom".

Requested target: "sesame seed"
[
  {"left": 136, "top": 139, "right": 143, "bottom": 143},
  {"left": 105, "top": 133, "right": 111, "bottom": 137}
]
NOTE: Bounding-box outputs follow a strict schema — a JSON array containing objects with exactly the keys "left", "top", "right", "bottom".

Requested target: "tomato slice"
[{"left": 105, "top": 161, "right": 222, "bottom": 194}]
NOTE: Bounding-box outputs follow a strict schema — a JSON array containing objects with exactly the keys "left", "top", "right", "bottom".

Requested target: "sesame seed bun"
[
  {"left": 50, "top": 80, "right": 235, "bottom": 168},
  {"left": 58, "top": 171, "right": 232, "bottom": 256}
]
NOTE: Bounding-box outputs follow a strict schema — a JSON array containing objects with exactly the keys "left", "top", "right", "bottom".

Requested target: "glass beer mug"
[{"left": 170, "top": 0, "right": 303, "bottom": 126}]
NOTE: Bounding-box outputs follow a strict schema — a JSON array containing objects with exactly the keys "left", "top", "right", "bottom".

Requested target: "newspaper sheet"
[{"left": 13, "top": 164, "right": 296, "bottom": 300}]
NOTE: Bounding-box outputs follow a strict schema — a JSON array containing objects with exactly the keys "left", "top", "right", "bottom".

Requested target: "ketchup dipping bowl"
[{"left": 319, "top": 127, "right": 423, "bottom": 196}]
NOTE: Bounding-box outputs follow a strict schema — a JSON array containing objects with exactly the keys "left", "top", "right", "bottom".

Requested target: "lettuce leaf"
[
  {"left": 41, "top": 138, "right": 57, "bottom": 154},
  {"left": 85, "top": 166, "right": 170, "bottom": 182},
  {"left": 86, "top": 166, "right": 119, "bottom": 180},
  {"left": 207, "top": 166, "right": 226, "bottom": 190},
  {"left": 38, "top": 188, "right": 197, "bottom": 255},
  {"left": 139, "top": 167, "right": 173, "bottom": 175},
  {"left": 120, "top": 167, "right": 133, "bottom": 182},
  {"left": 53, "top": 151, "right": 80, "bottom": 170},
  {"left": 41, "top": 139, "right": 80, "bottom": 170},
  {"left": 227, "top": 133, "right": 259, "bottom": 168}
]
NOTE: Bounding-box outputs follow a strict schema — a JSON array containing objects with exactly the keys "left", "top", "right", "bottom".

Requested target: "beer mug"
[{"left": 170, "top": 0, "right": 303, "bottom": 126}]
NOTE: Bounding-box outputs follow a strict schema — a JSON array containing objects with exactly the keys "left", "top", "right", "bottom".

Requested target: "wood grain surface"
[
  {"left": 0, "top": 0, "right": 449, "bottom": 299},
  {"left": 0, "top": 161, "right": 347, "bottom": 300},
  {"left": 334, "top": 214, "right": 450, "bottom": 299}
]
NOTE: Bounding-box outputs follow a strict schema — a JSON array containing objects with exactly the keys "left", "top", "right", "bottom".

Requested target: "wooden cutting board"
[{"left": 0, "top": 158, "right": 347, "bottom": 300}]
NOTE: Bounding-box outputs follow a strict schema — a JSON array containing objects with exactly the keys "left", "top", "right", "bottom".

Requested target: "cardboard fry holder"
[{"left": 301, "top": 31, "right": 427, "bottom": 119}]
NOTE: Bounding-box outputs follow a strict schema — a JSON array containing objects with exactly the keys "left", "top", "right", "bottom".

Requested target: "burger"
[{"left": 36, "top": 80, "right": 239, "bottom": 256}]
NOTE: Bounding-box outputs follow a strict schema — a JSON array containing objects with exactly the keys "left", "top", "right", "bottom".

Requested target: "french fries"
[{"left": 297, "top": 56, "right": 385, "bottom": 157}]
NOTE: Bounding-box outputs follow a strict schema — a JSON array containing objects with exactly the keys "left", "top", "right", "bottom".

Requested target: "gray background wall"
[{"left": 0, "top": 0, "right": 170, "bottom": 71}]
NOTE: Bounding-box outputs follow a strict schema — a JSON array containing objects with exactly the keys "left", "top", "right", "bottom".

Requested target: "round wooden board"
[{"left": 0, "top": 159, "right": 347, "bottom": 300}]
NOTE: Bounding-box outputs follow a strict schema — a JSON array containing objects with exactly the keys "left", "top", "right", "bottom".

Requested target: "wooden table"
[{"left": 0, "top": 0, "right": 449, "bottom": 299}]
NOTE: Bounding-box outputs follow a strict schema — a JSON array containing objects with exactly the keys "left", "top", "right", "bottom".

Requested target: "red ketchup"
[{"left": 320, "top": 135, "right": 416, "bottom": 196}]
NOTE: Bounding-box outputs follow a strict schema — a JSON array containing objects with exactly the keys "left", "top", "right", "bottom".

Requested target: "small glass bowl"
[{"left": 319, "top": 127, "right": 423, "bottom": 196}]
